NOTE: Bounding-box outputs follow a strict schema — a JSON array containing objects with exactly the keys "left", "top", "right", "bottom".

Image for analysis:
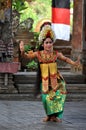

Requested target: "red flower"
[{"left": 46, "top": 31, "right": 51, "bottom": 37}]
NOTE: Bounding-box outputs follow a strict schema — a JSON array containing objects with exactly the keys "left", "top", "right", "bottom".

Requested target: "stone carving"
[
  {"left": 0, "top": 1, "right": 13, "bottom": 60},
  {"left": 12, "top": 10, "right": 20, "bottom": 36},
  {"left": 18, "top": 18, "right": 34, "bottom": 30}
]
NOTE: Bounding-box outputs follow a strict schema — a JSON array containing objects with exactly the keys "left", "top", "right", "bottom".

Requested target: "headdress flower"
[{"left": 38, "top": 25, "right": 56, "bottom": 45}]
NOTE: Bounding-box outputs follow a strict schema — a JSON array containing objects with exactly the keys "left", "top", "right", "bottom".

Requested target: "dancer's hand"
[
  {"left": 19, "top": 41, "right": 24, "bottom": 53},
  {"left": 74, "top": 56, "right": 81, "bottom": 66},
  {"left": 73, "top": 56, "right": 82, "bottom": 71}
]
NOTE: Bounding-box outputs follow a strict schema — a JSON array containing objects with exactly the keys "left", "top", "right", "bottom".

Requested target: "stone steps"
[
  {"left": 0, "top": 73, "right": 18, "bottom": 94},
  {"left": 15, "top": 30, "right": 34, "bottom": 43},
  {"left": 0, "top": 86, "right": 86, "bottom": 101},
  {"left": 0, "top": 94, "right": 35, "bottom": 101},
  {"left": 66, "top": 94, "right": 86, "bottom": 101},
  {"left": 62, "top": 72, "right": 86, "bottom": 84},
  {"left": 0, "top": 72, "right": 86, "bottom": 101},
  {"left": 13, "top": 72, "right": 86, "bottom": 84}
]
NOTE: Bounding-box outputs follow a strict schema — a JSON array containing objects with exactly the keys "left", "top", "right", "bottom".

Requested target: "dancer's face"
[{"left": 43, "top": 38, "right": 53, "bottom": 52}]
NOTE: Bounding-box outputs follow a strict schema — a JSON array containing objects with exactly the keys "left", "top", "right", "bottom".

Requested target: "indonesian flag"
[{"left": 52, "top": 0, "right": 70, "bottom": 41}]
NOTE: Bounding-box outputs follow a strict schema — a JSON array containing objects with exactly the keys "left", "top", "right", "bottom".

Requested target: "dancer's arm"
[
  {"left": 19, "top": 41, "right": 37, "bottom": 59},
  {"left": 57, "top": 52, "right": 80, "bottom": 66}
]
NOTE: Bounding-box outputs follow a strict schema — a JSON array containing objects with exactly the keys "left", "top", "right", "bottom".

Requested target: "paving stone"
[{"left": 0, "top": 101, "right": 86, "bottom": 130}]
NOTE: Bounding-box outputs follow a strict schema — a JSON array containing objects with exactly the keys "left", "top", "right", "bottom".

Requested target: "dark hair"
[
  {"left": 43, "top": 36, "right": 53, "bottom": 43},
  {"left": 34, "top": 61, "right": 41, "bottom": 97},
  {"left": 34, "top": 44, "right": 44, "bottom": 97}
]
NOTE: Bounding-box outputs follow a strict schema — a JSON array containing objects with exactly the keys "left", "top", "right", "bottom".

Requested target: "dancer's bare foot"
[
  {"left": 43, "top": 116, "right": 50, "bottom": 122},
  {"left": 50, "top": 116, "right": 62, "bottom": 122},
  {"left": 55, "top": 118, "right": 62, "bottom": 122}
]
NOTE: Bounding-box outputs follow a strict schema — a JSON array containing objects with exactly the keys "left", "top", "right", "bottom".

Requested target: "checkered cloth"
[
  {"left": 0, "top": 40, "right": 6, "bottom": 53},
  {"left": 0, "top": 62, "right": 20, "bottom": 73},
  {"left": 0, "top": 40, "right": 13, "bottom": 56}
]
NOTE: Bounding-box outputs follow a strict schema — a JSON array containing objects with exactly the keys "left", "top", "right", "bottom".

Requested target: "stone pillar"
[{"left": 71, "top": 0, "right": 83, "bottom": 74}]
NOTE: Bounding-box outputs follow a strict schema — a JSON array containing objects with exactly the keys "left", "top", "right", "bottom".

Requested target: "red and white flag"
[{"left": 52, "top": 0, "right": 70, "bottom": 41}]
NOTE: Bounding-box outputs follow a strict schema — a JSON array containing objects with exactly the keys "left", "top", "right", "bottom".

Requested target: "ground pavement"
[{"left": 0, "top": 101, "right": 86, "bottom": 130}]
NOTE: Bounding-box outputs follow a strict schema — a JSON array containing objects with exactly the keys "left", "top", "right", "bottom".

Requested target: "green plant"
[
  {"left": 12, "top": 0, "right": 27, "bottom": 12},
  {"left": 24, "top": 44, "right": 38, "bottom": 71},
  {"left": 26, "top": 60, "right": 38, "bottom": 70},
  {"left": 24, "top": 44, "right": 31, "bottom": 53},
  {"left": 33, "top": 32, "right": 39, "bottom": 41}
]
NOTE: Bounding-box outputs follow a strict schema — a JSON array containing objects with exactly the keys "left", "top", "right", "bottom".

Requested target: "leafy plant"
[
  {"left": 24, "top": 44, "right": 31, "bottom": 53},
  {"left": 26, "top": 60, "right": 38, "bottom": 70},
  {"left": 12, "top": 0, "right": 28, "bottom": 12},
  {"left": 24, "top": 43, "right": 38, "bottom": 71},
  {"left": 33, "top": 32, "right": 39, "bottom": 41}
]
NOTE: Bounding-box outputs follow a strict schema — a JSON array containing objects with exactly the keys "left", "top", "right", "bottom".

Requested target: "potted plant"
[
  {"left": 23, "top": 43, "right": 38, "bottom": 72},
  {"left": 26, "top": 59, "right": 38, "bottom": 71}
]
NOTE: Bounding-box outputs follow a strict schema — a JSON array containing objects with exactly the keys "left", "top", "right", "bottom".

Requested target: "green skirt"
[{"left": 41, "top": 80, "right": 66, "bottom": 119}]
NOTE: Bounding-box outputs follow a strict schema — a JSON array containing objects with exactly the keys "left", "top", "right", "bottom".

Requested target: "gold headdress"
[{"left": 38, "top": 25, "right": 56, "bottom": 45}]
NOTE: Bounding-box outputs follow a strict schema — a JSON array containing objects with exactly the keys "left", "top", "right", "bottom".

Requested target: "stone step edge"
[
  {"left": 0, "top": 94, "right": 86, "bottom": 101},
  {"left": 14, "top": 83, "right": 86, "bottom": 87},
  {"left": 0, "top": 93, "right": 86, "bottom": 97}
]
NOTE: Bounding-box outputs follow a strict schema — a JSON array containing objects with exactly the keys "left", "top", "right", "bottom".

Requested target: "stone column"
[{"left": 71, "top": 0, "right": 83, "bottom": 74}]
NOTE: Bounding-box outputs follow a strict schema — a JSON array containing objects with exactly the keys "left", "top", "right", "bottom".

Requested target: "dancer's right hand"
[{"left": 19, "top": 41, "right": 24, "bottom": 52}]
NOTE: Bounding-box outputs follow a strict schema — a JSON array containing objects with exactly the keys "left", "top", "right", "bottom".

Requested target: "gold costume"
[{"left": 37, "top": 51, "right": 63, "bottom": 93}]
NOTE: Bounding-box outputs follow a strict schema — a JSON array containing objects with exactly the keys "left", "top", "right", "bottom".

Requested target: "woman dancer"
[{"left": 19, "top": 25, "right": 80, "bottom": 122}]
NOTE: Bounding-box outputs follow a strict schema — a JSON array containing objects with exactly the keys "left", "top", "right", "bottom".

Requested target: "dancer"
[{"left": 19, "top": 25, "right": 80, "bottom": 122}]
